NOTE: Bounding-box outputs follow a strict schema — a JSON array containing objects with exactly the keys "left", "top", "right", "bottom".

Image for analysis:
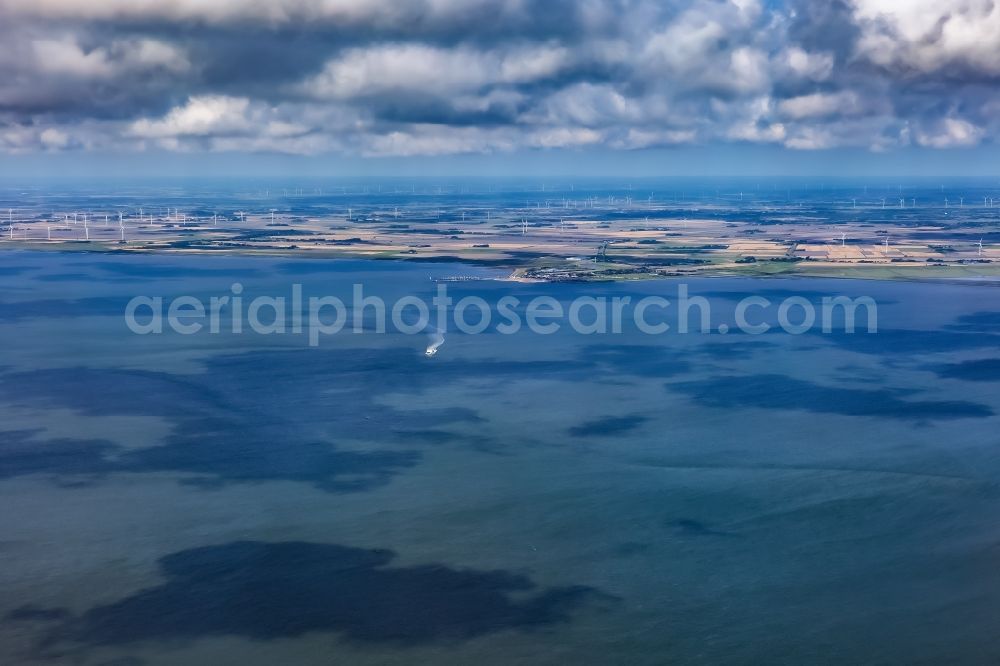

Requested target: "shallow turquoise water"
[{"left": 1, "top": 250, "right": 999, "bottom": 664}]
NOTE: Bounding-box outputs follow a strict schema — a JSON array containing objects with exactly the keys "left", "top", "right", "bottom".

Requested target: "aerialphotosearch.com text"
[{"left": 124, "top": 283, "right": 878, "bottom": 346}]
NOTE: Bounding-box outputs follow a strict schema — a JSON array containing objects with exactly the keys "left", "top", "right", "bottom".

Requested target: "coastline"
[{"left": 2, "top": 242, "right": 1000, "bottom": 285}]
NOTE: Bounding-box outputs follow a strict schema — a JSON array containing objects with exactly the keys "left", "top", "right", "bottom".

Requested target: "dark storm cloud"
[
  {"left": 1, "top": 0, "right": 999, "bottom": 154},
  {"left": 786, "top": 0, "right": 860, "bottom": 62}
]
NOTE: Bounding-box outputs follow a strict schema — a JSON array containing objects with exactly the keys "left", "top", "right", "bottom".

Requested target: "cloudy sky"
[{"left": 2, "top": 0, "right": 1000, "bottom": 176}]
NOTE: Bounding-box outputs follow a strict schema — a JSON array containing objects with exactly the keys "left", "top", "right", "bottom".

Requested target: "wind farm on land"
[{"left": 2, "top": 183, "right": 998, "bottom": 281}]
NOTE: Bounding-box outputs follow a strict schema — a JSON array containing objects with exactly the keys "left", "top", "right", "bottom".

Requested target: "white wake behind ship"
[{"left": 425, "top": 328, "right": 445, "bottom": 357}]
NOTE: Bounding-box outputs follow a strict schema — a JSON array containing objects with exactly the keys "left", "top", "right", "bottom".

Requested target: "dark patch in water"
[
  {"left": 92, "top": 262, "right": 261, "bottom": 279},
  {"left": 92, "top": 658, "right": 145, "bottom": 666},
  {"left": 33, "top": 272, "right": 95, "bottom": 282},
  {"left": 0, "top": 359, "right": 423, "bottom": 492},
  {"left": 0, "top": 343, "right": 586, "bottom": 491},
  {"left": 695, "top": 288, "right": 896, "bottom": 307},
  {"left": 692, "top": 339, "right": 781, "bottom": 360},
  {"left": 0, "top": 297, "right": 132, "bottom": 322},
  {"left": 928, "top": 358, "right": 1000, "bottom": 382},
  {"left": 832, "top": 363, "right": 887, "bottom": 383},
  {"left": 585, "top": 345, "right": 692, "bottom": 378},
  {"left": 129, "top": 423, "right": 420, "bottom": 493},
  {"left": 668, "top": 519, "right": 739, "bottom": 538},
  {"left": 669, "top": 374, "right": 993, "bottom": 420},
  {"left": 272, "top": 261, "right": 349, "bottom": 275},
  {"left": 6, "top": 606, "right": 72, "bottom": 622},
  {"left": 0, "top": 265, "right": 38, "bottom": 276},
  {"left": 568, "top": 414, "right": 648, "bottom": 437},
  {"left": 0, "top": 429, "right": 119, "bottom": 480},
  {"left": 0, "top": 426, "right": 415, "bottom": 494},
  {"left": 613, "top": 542, "right": 651, "bottom": 556},
  {"left": 826, "top": 329, "right": 1000, "bottom": 356},
  {"left": 944, "top": 311, "right": 1000, "bottom": 333},
  {"left": 392, "top": 429, "right": 461, "bottom": 445},
  {"left": 36, "top": 541, "right": 598, "bottom": 647}
]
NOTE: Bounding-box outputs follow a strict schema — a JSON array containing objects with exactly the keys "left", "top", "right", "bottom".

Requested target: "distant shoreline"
[{"left": 3, "top": 242, "right": 1000, "bottom": 285}]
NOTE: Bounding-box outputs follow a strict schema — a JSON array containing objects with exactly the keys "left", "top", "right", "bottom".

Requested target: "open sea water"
[{"left": 1, "top": 249, "right": 999, "bottom": 664}]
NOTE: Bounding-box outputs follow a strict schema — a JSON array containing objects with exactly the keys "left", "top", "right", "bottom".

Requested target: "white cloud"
[
  {"left": 777, "top": 47, "right": 834, "bottom": 81},
  {"left": 498, "top": 45, "right": 571, "bottom": 84},
  {"left": 612, "top": 128, "right": 697, "bottom": 149},
  {"left": 31, "top": 37, "right": 189, "bottom": 79},
  {"left": 126, "top": 39, "right": 190, "bottom": 73},
  {"left": 4, "top": 0, "right": 421, "bottom": 26},
  {"left": 851, "top": 0, "right": 1000, "bottom": 74},
  {"left": 914, "top": 117, "right": 984, "bottom": 148},
  {"left": 729, "top": 121, "right": 786, "bottom": 143},
  {"left": 779, "top": 91, "right": 862, "bottom": 120},
  {"left": 528, "top": 127, "right": 604, "bottom": 149},
  {"left": 0, "top": 125, "right": 43, "bottom": 152},
  {"left": 129, "top": 96, "right": 254, "bottom": 139},
  {"left": 32, "top": 39, "right": 115, "bottom": 78},
  {"left": 784, "top": 127, "right": 836, "bottom": 150},
  {"left": 532, "top": 83, "right": 636, "bottom": 127},
  {"left": 306, "top": 45, "right": 492, "bottom": 99},
  {"left": 362, "top": 125, "right": 516, "bottom": 157},
  {"left": 39, "top": 127, "right": 69, "bottom": 148},
  {"left": 725, "top": 97, "right": 786, "bottom": 143},
  {"left": 304, "top": 42, "right": 571, "bottom": 100},
  {"left": 2, "top": 0, "right": 998, "bottom": 157}
]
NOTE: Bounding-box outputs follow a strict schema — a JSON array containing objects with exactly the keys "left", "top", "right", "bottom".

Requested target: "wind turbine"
[
  {"left": 883, "top": 236, "right": 890, "bottom": 256},
  {"left": 841, "top": 232, "right": 846, "bottom": 247},
  {"left": 979, "top": 238, "right": 984, "bottom": 257},
  {"left": 522, "top": 218, "right": 527, "bottom": 236}
]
